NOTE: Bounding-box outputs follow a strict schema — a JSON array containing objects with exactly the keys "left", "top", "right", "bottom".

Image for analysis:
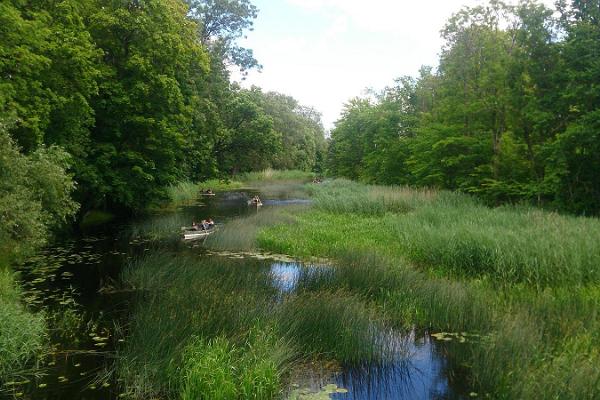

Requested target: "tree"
[
  {"left": 0, "top": 122, "right": 78, "bottom": 261},
  {"left": 186, "top": 0, "right": 260, "bottom": 74}
]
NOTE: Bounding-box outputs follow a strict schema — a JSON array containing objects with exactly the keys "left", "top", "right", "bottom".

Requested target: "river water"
[{"left": 5, "top": 188, "right": 470, "bottom": 400}]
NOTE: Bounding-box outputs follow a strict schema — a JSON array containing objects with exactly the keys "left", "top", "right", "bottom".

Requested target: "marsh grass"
[
  {"left": 277, "top": 291, "right": 391, "bottom": 365},
  {"left": 118, "top": 253, "right": 282, "bottom": 398},
  {"left": 205, "top": 207, "right": 301, "bottom": 251},
  {"left": 118, "top": 248, "right": 404, "bottom": 399},
  {"left": 394, "top": 203, "right": 600, "bottom": 287},
  {"left": 165, "top": 181, "right": 200, "bottom": 205},
  {"left": 125, "top": 212, "right": 190, "bottom": 242},
  {"left": 0, "top": 269, "right": 47, "bottom": 382},
  {"left": 262, "top": 180, "right": 600, "bottom": 288},
  {"left": 253, "top": 179, "right": 600, "bottom": 398},
  {"left": 180, "top": 332, "right": 291, "bottom": 400},
  {"left": 308, "top": 179, "right": 440, "bottom": 215}
]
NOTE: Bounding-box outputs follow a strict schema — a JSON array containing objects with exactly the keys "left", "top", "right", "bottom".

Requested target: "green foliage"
[
  {"left": 1, "top": 0, "right": 325, "bottom": 214},
  {"left": 0, "top": 269, "right": 47, "bottom": 382},
  {"left": 277, "top": 291, "right": 386, "bottom": 364},
  {"left": 180, "top": 334, "right": 284, "bottom": 400},
  {"left": 0, "top": 127, "right": 78, "bottom": 261}
]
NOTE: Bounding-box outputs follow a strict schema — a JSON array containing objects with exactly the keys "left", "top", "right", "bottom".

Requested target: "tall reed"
[{"left": 0, "top": 269, "right": 46, "bottom": 381}]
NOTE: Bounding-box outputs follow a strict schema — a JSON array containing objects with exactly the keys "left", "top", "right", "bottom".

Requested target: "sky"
[{"left": 236, "top": 0, "right": 556, "bottom": 130}]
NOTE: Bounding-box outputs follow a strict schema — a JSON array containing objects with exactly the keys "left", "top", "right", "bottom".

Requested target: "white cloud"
[{"left": 239, "top": 0, "right": 557, "bottom": 130}]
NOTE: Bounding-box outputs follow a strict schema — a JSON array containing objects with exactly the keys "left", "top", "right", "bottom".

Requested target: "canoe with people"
[
  {"left": 248, "top": 195, "right": 263, "bottom": 207},
  {"left": 182, "top": 218, "right": 216, "bottom": 240},
  {"left": 200, "top": 188, "right": 215, "bottom": 196}
]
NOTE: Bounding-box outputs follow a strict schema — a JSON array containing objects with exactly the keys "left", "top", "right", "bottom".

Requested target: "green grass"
[
  {"left": 276, "top": 291, "right": 392, "bottom": 364},
  {"left": 180, "top": 332, "right": 289, "bottom": 400},
  {"left": 119, "top": 178, "right": 600, "bottom": 399},
  {"left": 261, "top": 180, "right": 600, "bottom": 288},
  {"left": 117, "top": 249, "right": 397, "bottom": 399},
  {"left": 0, "top": 268, "right": 47, "bottom": 382},
  {"left": 249, "top": 179, "right": 600, "bottom": 399},
  {"left": 117, "top": 253, "right": 281, "bottom": 398},
  {"left": 239, "top": 169, "right": 314, "bottom": 183},
  {"left": 205, "top": 208, "right": 301, "bottom": 251}
]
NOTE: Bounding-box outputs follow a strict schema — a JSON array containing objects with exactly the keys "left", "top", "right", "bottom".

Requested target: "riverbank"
[
  {"left": 0, "top": 267, "right": 47, "bottom": 385},
  {"left": 252, "top": 179, "right": 600, "bottom": 399}
]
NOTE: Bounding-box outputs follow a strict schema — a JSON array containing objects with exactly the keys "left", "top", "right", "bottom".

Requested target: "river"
[{"left": 6, "top": 187, "right": 470, "bottom": 400}]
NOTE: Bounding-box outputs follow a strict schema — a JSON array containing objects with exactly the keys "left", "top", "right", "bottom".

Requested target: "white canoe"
[
  {"left": 183, "top": 228, "right": 216, "bottom": 240},
  {"left": 248, "top": 200, "right": 263, "bottom": 207}
]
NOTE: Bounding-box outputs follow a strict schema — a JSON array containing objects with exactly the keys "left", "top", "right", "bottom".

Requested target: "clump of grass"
[
  {"left": 117, "top": 253, "right": 286, "bottom": 398},
  {"left": 166, "top": 181, "right": 200, "bottom": 204},
  {"left": 308, "top": 179, "right": 440, "bottom": 215},
  {"left": 163, "top": 179, "right": 245, "bottom": 207},
  {"left": 512, "top": 334, "right": 600, "bottom": 399},
  {"left": 125, "top": 212, "right": 190, "bottom": 241},
  {"left": 291, "top": 251, "right": 492, "bottom": 333},
  {"left": 205, "top": 207, "right": 299, "bottom": 251},
  {"left": 0, "top": 269, "right": 47, "bottom": 381},
  {"left": 277, "top": 291, "right": 389, "bottom": 365},
  {"left": 180, "top": 331, "right": 289, "bottom": 400},
  {"left": 395, "top": 203, "right": 600, "bottom": 287}
]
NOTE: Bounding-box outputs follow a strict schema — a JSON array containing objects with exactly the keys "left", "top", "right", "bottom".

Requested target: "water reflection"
[
  {"left": 269, "top": 262, "right": 466, "bottom": 400},
  {"left": 332, "top": 333, "right": 464, "bottom": 400}
]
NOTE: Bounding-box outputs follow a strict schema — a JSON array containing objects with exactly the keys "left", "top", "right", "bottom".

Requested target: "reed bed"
[
  {"left": 252, "top": 179, "right": 600, "bottom": 399},
  {"left": 277, "top": 291, "right": 389, "bottom": 365},
  {"left": 240, "top": 169, "right": 314, "bottom": 183},
  {"left": 118, "top": 250, "right": 396, "bottom": 399},
  {"left": 125, "top": 212, "right": 190, "bottom": 242},
  {"left": 118, "top": 253, "right": 282, "bottom": 398},
  {"left": 308, "top": 179, "right": 442, "bottom": 215},
  {"left": 205, "top": 208, "right": 300, "bottom": 251},
  {"left": 0, "top": 269, "right": 47, "bottom": 382},
  {"left": 263, "top": 180, "right": 600, "bottom": 288}
]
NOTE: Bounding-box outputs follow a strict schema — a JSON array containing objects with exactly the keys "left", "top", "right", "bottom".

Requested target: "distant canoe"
[
  {"left": 199, "top": 192, "right": 216, "bottom": 196},
  {"left": 248, "top": 199, "right": 263, "bottom": 207},
  {"left": 182, "top": 227, "right": 217, "bottom": 240}
]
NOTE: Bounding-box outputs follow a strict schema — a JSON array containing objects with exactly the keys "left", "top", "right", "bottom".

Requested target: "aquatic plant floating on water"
[{"left": 289, "top": 384, "right": 349, "bottom": 399}]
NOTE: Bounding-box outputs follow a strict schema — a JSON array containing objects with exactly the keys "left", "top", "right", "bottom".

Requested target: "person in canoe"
[{"left": 249, "top": 195, "right": 262, "bottom": 205}]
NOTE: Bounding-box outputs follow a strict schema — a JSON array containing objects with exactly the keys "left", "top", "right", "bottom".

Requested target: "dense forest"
[
  {"left": 328, "top": 0, "right": 600, "bottom": 215},
  {"left": 1, "top": 0, "right": 326, "bottom": 223}
]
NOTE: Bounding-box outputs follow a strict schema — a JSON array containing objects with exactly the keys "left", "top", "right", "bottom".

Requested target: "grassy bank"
[
  {"left": 249, "top": 179, "right": 600, "bottom": 399},
  {"left": 0, "top": 267, "right": 47, "bottom": 384}
]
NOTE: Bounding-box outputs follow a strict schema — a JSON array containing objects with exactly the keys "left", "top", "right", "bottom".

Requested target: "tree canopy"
[{"left": 1, "top": 0, "right": 326, "bottom": 215}]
